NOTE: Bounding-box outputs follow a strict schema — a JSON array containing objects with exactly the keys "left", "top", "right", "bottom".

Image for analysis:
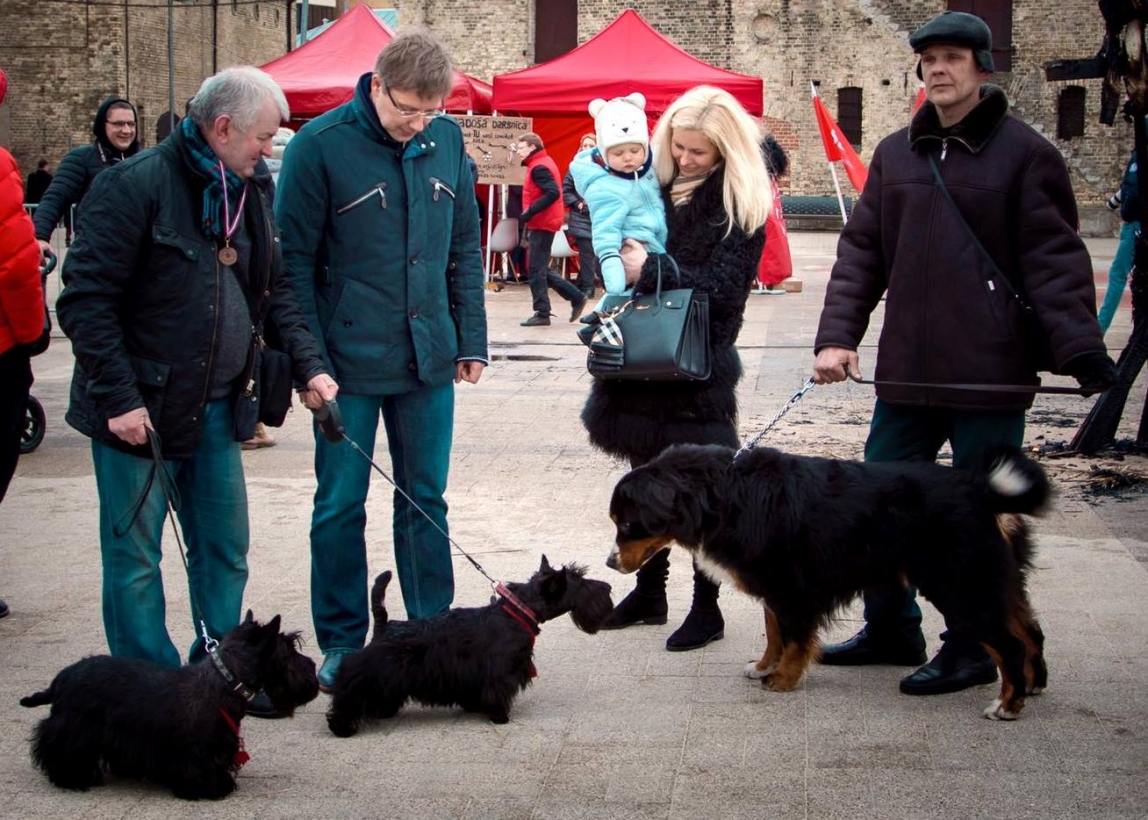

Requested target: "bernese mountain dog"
[{"left": 606, "top": 443, "right": 1051, "bottom": 720}]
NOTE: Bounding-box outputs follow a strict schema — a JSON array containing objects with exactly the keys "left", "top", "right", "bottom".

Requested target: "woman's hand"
[{"left": 620, "top": 238, "right": 648, "bottom": 286}]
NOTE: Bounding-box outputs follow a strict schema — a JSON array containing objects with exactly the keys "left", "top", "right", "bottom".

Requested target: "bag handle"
[
  {"left": 650, "top": 254, "right": 682, "bottom": 302},
  {"left": 928, "top": 156, "right": 1033, "bottom": 312}
]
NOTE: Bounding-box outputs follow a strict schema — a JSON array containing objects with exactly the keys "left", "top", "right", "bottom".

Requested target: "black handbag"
[
  {"left": 578, "top": 255, "right": 711, "bottom": 381},
  {"left": 929, "top": 157, "right": 1059, "bottom": 374},
  {"left": 257, "top": 345, "right": 293, "bottom": 427}
]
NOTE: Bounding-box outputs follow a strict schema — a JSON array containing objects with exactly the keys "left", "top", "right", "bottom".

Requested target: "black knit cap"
[{"left": 910, "top": 11, "right": 994, "bottom": 77}]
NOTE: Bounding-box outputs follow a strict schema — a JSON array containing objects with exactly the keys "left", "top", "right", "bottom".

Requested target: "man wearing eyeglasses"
[
  {"left": 33, "top": 98, "right": 140, "bottom": 261},
  {"left": 276, "top": 28, "right": 488, "bottom": 692}
]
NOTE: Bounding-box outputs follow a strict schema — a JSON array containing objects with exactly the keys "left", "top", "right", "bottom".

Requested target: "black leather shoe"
[
  {"left": 521, "top": 313, "right": 551, "bottom": 327},
  {"left": 899, "top": 645, "right": 998, "bottom": 696},
  {"left": 245, "top": 691, "right": 286, "bottom": 720},
  {"left": 819, "top": 627, "right": 927, "bottom": 666},
  {"left": 0, "top": 598, "right": 9, "bottom": 618},
  {"left": 666, "top": 606, "right": 724, "bottom": 651},
  {"left": 601, "top": 588, "right": 668, "bottom": 630},
  {"left": 570, "top": 297, "right": 588, "bottom": 322}
]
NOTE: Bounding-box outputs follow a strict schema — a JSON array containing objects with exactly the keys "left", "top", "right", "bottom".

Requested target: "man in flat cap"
[{"left": 811, "top": 12, "right": 1116, "bottom": 696}]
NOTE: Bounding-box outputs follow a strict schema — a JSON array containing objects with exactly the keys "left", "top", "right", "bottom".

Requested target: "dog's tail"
[
  {"left": 20, "top": 688, "right": 52, "bottom": 708},
  {"left": 984, "top": 445, "right": 1051, "bottom": 517},
  {"left": 369, "top": 570, "right": 393, "bottom": 642}
]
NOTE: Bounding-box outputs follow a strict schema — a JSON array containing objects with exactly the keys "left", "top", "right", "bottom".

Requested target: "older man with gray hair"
[{"left": 57, "top": 66, "right": 337, "bottom": 716}]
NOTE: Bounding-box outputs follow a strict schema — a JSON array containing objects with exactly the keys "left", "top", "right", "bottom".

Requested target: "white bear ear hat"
[{"left": 588, "top": 92, "right": 649, "bottom": 154}]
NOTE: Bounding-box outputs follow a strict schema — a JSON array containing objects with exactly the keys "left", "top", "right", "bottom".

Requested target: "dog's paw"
[
  {"left": 983, "top": 699, "right": 1021, "bottom": 720},
  {"left": 1026, "top": 684, "right": 1045, "bottom": 696},
  {"left": 743, "top": 660, "right": 776, "bottom": 679},
  {"left": 760, "top": 672, "right": 802, "bottom": 692}
]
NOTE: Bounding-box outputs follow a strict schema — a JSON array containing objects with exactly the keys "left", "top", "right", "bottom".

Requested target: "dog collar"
[
  {"left": 209, "top": 647, "right": 257, "bottom": 701},
  {"left": 495, "top": 583, "right": 539, "bottom": 629}
]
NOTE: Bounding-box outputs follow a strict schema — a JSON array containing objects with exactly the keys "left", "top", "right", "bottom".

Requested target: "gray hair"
[
  {"left": 374, "top": 28, "right": 454, "bottom": 100},
  {"left": 189, "top": 66, "right": 289, "bottom": 133}
]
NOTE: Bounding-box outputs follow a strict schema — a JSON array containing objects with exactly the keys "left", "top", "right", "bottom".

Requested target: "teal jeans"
[
  {"left": 310, "top": 385, "right": 455, "bottom": 654},
  {"left": 1099, "top": 220, "right": 1137, "bottom": 334},
  {"left": 860, "top": 400, "right": 1025, "bottom": 642},
  {"left": 92, "top": 398, "right": 248, "bottom": 667}
]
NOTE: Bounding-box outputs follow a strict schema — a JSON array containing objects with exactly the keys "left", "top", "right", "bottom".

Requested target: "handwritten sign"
[{"left": 455, "top": 115, "right": 532, "bottom": 185}]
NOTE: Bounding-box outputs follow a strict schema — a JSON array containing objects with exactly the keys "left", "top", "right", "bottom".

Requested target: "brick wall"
[
  {"left": 0, "top": 0, "right": 1126, "bottom": 232},
  {"left": 0, "top": 0, "right": 291, "bottom": 173}
]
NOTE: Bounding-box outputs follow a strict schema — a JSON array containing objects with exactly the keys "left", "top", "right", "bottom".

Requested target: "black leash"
[
  {"left": 313, "top": 400, "right": 504, "bottom": 591},
  {"left": 845, "top": 371, "right": 1093, "bottom": 395},
  {"left": 114, "top": 428, "right": 222, "bottom": 655}
]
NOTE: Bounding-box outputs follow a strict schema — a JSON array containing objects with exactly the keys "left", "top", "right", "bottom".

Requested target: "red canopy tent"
[
  {"left": 261, "top": 2, "right": 492, "bottom": 119},
  {"left": 492, "top": 9, "right": 763, "bottom": 174}
]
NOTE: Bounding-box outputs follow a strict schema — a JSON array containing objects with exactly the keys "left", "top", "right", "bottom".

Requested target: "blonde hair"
[{"left": 651, "top": 86, "right": 772, "bottom": 236}]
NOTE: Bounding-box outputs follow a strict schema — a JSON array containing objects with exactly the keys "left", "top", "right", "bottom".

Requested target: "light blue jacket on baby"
[{"left": 567, "top": 147, "right": 667, "bottom": 303}]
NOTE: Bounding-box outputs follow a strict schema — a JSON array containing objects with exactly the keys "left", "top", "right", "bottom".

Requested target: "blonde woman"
[{"left": 584, "top": 85, "right": 772, "bottom": 650}]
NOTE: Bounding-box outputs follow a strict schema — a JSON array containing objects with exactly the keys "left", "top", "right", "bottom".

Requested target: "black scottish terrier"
[
  {"left": 20, "top": 612, "right": 318, "bottom": 800},
  {"left": 327, "top": 555, "right": 613, "bottom": 734}
]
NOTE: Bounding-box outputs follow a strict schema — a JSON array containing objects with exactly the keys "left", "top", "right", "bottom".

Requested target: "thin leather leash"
[
  {"left": 312, "top": 400, "right": 537, "bottom": 619},
  {"left": 845, "top": 370, "right": 1093, "bottom": 395}
]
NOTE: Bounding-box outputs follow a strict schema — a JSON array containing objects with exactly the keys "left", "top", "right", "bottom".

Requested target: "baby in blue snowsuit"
[{"left": 567, "top": 93, "right": 667, "bottom": 313}]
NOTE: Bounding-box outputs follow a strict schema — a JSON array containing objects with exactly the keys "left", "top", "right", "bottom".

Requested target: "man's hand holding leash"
[
  {"left": 297, "top": 374, "right": 339, "bottom": 411},
  {"left": 812, "top": 346, "right": 860, "bottom": 385}
]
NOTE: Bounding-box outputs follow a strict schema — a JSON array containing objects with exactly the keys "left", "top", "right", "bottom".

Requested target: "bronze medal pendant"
[{"left": 218, "top": 244, "right": 238, "bottom": 266}]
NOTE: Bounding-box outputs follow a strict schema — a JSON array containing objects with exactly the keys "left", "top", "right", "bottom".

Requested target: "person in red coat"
[
  {"left": 515, "top": 133, "right": 587, "bottom": 326},
  {"left": 0, "top": 67, "right": 47, "bottom": 616}
]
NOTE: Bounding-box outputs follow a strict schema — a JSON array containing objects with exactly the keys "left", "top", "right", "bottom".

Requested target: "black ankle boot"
[
  {"left": 666, "top": 569, "right": 724, "bottom": 651},
  {"left": 602, "top": 550, "right": 669, "bottom": 630}
]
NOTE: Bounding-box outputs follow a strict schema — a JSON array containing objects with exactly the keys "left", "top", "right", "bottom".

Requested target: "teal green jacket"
[{"left": 276, "top": 73, "right": 487, "bottom": 395}]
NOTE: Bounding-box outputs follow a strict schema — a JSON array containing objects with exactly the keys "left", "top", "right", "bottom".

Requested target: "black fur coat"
[{"left": 581, "top": 167, "right": 766, "bottom": 463}]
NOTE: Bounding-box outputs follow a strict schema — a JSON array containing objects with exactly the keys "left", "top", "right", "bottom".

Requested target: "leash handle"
[{"left": 313, "top": 399, "right": 346, "bottom": 442}]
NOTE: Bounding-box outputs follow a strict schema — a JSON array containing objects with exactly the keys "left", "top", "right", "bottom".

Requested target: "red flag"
[
  {"left": 911, "top": 86, "right": 926, "bottom": 115},
  {"left": 811, "top": 94, "right": 868, "bottom": 193}
]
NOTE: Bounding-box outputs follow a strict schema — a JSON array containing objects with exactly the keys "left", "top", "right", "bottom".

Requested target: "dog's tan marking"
[
  {"left": 612, "top": 537, "right": 672, "bottom": 573},
  {"left": 761, "top": 634, "right": 817, "bottom": 692},
  {"left": 982, "top": 644, "right": 1025, "bottom": 719},
  {"left": 745, "top": 606, "right": 783, "bottom": 680}
]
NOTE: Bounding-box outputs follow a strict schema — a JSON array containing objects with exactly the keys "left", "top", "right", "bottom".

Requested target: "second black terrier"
[
  {"left": 21, "top": 612, "right": 318, "bottom": 800},
  {"left": 327, "top": 555, "right": 613, "bottom": 734}
]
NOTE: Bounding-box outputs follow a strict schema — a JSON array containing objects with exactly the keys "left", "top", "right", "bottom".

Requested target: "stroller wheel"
[{"left": 21, "top": 396, "right": 46, "bottom": 455}]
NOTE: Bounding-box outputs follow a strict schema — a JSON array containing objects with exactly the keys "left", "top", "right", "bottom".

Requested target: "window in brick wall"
[
  {"left": 1057, "top": 86, "right": 1087, "bottom": 140},
  {"left": 535, "top": 0, "right": 577, "bottom": 63},
  {"left": 947, "top": 0, "right": 1012, "bottom": 72},
  {"left": 837, "top": 87, "right": 863, "bottom": 148}
]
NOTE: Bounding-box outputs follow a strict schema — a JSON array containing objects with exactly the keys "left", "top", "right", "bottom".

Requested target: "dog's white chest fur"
[{"left": 693, "top": 546, "right": 740, "bottom": 591}]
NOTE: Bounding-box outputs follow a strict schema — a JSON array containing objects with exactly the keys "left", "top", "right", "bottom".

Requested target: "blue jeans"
[
  {"left": 310, "top": 385, "right": 455, "bottom": 653},
  {"left": 92, "top": 398, "right": 248, "bottom": 667},
  {"left": 1099, "top": 220, "right": 1137, "bottom": 334},
  {"left": 860, "top": 400, "right": 1025, "bottom": 643}
]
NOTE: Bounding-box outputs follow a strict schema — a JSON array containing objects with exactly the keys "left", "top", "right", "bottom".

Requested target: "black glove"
[{"left": 1063, "top": 351, "right": 1118, "bottom": 396}]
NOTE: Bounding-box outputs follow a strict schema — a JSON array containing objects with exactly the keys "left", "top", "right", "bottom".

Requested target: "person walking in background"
[
  {"left": 812, "top": 11, "right": 1115, "bottom": 697},
  {"left": 586, "top": 85, "right": 772, "bottom": 651},
  {"left": 55, "top": 67, "right": 336, "bottom": 717},
  {"left": 1099, "top": 149, "right": 1139, "bottom": 335},
  {"left": 757, "top": 135, "right": 793, "bottom": 293},
  {"left": 275, "top": 29, "right": 488, "bottom": 692},
  {"left": 516, "top": 132, "right": 588, "bottom": 326},
  {"left": 563, "top": 132, "right": 599, "bottom": 299},
  {"left": 24, "top": 160, "right": 53, "bottom": 206},
  {"left": 33, "top": 97, "right": 141, "bottom": 260},
  {"left": 0, "top": 67, "right": 46, "bottom": 620}
]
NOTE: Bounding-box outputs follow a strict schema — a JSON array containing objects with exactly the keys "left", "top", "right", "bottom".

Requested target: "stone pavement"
[{"left": 2, "top": 232, "right": 1147, "bottom": 819}]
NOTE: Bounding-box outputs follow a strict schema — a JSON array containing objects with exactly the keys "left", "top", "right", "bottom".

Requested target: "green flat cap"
[{"left": 910, "top": 11, "right": 994, "bottom": 74}]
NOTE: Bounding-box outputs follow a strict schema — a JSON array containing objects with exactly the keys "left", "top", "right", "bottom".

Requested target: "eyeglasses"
[
  {"left": 108, "top": 120, "right": 137, "bottom": 130},
  {"left": 384, "top": 82, "right": 445, "bottom": 120}
]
